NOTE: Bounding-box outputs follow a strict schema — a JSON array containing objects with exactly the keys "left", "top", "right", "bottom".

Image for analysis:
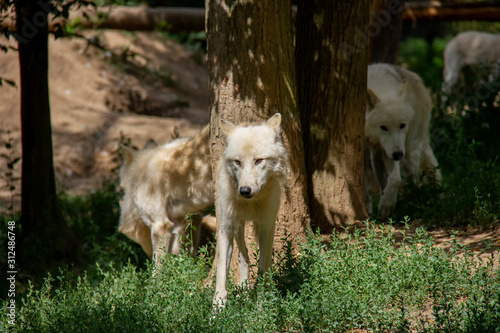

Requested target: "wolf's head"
[
  {"left": 365, "top": 88, "right": 414, "bottom": 161},
  {"left": 219, "top": 113, "right": 288, "bottom": 199}
]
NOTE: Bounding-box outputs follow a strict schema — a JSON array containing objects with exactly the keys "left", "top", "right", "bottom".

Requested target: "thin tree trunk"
[
  {"left": 16, "top": 0, "right": 75, "bottom": 270},
  {"left": 296, "top": 1, "right": 369, "bottom": 232},
  {"left": 206, "top": 0, "right": 309, "bottom": 281}
]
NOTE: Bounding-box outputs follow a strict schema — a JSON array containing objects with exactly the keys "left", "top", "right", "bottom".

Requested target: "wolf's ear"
[
  {"left": 265, "top": 113, "right": 281, "bottom": 130},
  {"left": 398, "top": 81, "right": 408, "bottom": 96},
  {"left": 367, "top": 89, "right": 379, "bottom": 110},
  {"left": 143, "top": 139, "right": 157, "bottom": 149},
  {"left": 120, "top": 145, "right": 135, "bottom": 166},
  {"left": 219, "top": 119, "right": 236, "bottom": 136}
]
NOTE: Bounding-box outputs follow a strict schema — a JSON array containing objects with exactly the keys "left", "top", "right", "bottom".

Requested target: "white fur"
[
  {"left": 118, "top": 126, "right": 214, "bottom": 261},
  {"left": 443, "top": 31, "right": 500, "bottom": 91},
  {"left": 214, "top": 113, "right": 288, "bottom": 307},
  {"left": 365, "top": 63, "right": 442, "bottom": 220}
]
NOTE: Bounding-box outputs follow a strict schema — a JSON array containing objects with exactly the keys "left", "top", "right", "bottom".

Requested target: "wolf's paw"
[
  {"left": 212, "top": 293, "right": 227, "bottom": 310},
  {"left": 378, "top": 202, "right": 394, "bottom": 221},
  {"left": 210, "top": 296, "right": 226, "bottom": 323}
]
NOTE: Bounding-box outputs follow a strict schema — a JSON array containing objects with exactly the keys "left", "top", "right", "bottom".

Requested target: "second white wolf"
[
  {"left": 118, "top": 126, "right": 214, "bottom": 261},
  {"left": 443, "top": 31, "right": 500, "bottom": 91},
  {"left": 365, "top": 63, "right": 442, "bottom": 220},
  {"left": 213, "top": 113, "right": 289, "bottom": 307}
]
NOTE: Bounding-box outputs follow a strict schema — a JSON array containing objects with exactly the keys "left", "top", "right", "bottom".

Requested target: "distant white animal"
[
  {"left": 443, "top": 31, "right": 500, "bottom": 91},
  {"left": 118, "top": 126, "right": 214, "bottom": 261},
  {"left": 365, "top": 63, "right": 442, "bottom": 220},
  {"left": 214, "top": 113, "right": 289, "bottom": 307}
]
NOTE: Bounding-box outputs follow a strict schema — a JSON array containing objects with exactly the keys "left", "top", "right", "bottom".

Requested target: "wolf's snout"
[
  {"left": 392, "top": 151, "right": 404, "bottom": 161},
  {"left": 239, "top": 186, "right": 252, "bottom": 198}
]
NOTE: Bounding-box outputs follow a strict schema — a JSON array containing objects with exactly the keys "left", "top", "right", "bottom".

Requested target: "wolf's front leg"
[
  {"left": 214, "top": 226, "right": 234, "bottom": 308},
  {"left": 421, "top": 144, "right": 442, "bottom": 185},
  {"left": 234, "top": 222, "right": 250, "bottom": 285},
  {"left": 151, "top": 220, "right": 174, "bottom": 262},
  {"left": 404, "top": 148, "right": 423, "bottom": 185},
  {"left": 364, "top": 148, "right": 377, "bottom": 215},
  {"left": 257, "top": 220, "right": 276, "bottom": 274},
  {"left": 379, "top": 159, "right": 401, "bottom": 221}
]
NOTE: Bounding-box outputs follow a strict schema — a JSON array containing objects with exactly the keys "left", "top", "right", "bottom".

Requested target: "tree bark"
[
  {"left": 296, "top": 0, "right": 369, "bottom": 232},
  {"left": 206, "top": 0, "right": 309, "bottom": 281},
  {"left": 369, "top": 0, "right": 405, "bottom": 64},
  {"left": 16, "top": 0, "right": 75, "bottom": 270}
]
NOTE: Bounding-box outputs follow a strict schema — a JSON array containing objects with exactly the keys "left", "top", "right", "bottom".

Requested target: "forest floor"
[
  {"left": 0, "top": 30, "right": 209, "bottom": 209},
  {"left": 0, "top": 30, "right": 498, "bottom": 264}
]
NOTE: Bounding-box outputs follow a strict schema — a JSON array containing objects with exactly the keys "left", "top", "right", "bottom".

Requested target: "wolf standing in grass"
[
  {"left": 118, "top": 126, "right": 214, "bottom": 261},
  {"left": 213, "top": 113, "right": 288, "bottom": 307},
  {"left": 365, "top": 64, "right": 442, "bottom": 220}
]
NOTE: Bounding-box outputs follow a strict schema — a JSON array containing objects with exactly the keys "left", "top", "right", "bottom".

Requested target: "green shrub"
[
  {"left": 3, "top": 221, "right": 499, "bottom": 332},
  {"left": 398, "top": 37, "right": 447, "bottom": 92}
]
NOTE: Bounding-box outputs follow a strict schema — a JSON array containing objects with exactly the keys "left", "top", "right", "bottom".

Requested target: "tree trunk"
[
  {"left": 369, "top": 0, "right": 405, "bottom": 64},
  {"left": 16, "top": 0, "right": 76, "bottom": 271},
  {"left": 296, "top": 0, "right": 369, "bottom": 232},
  {"left": 206, "top": 0, "right": 309, "bottom": 281}
]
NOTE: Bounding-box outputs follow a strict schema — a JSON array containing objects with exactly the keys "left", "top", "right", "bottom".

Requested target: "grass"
[{"left": 1, "top": 222, "right": 499, "bottom": 332}]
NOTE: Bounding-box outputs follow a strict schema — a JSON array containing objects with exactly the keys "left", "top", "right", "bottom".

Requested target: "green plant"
[
  {"left": 2, "top": 220, "right": 499, "bottom": 332},
  {"left": 0, "top": 130, "right": 21, "bottom": 215},
  {"left": 398, "top": 37, "right": 447, "bottom": 92}
]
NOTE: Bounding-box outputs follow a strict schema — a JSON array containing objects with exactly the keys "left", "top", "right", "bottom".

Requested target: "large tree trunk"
[
  {"left": 369, "top": 0, "right": 405, "bottom": 64},
  {"left": 16, "top": 0, "right": 75, "bottom": 271},
  {"left": 206, "top": 0, "right": 309, "bottom": 281},
  {"left": 296, "top": 1, "right": 369, "bottom": 232}
]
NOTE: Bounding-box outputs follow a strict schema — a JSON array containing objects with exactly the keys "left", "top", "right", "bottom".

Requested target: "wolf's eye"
[
  {"left": 400, "top": 123, "right": 406, "bottom": 129},
  {"left": 380, "top": 125, "right": 388, "bottom": 131},
  {"left": 255, "top": 159, "right": 263, "bottom": 165},
  {"left": 234, "top": 160, "right": 241, "bottom": 166}
]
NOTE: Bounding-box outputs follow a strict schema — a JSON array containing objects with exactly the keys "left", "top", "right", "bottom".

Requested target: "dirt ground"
[
  {"left": 0, "top": 30, "right": 209, "bottom": 208},
  {"left": 0, "top": 30, "right": 499, "bottom": 259}
]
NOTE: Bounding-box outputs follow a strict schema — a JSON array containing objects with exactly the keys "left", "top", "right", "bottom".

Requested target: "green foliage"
[
  {"left": 2, "top": 221, "right": 499, "bottom": 332},
  {"left": 164, "top": 31, "right": 206, "bottom": 54},
  {"left": 0, "top": 181, "right": 148, "bottom": 302},
  {"left": 398, "top": 37, "right": 447, "bottom": 92},
  {"left": 58, "top": 181, "right": 149, "bottom": 272}
]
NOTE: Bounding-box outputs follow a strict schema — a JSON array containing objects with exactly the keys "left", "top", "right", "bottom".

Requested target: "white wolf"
[
  {"left": 365, "top": 63, "right": 442, "bottom": 220},
  {"left": 443, "top": 31, "right": 500, "bottom": 91},
  {"left": 118, "top": 126, "right": 214, "bottom": 260},
  {"left": 213, "top": 113, "right": 289, "bottom": 307}
]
